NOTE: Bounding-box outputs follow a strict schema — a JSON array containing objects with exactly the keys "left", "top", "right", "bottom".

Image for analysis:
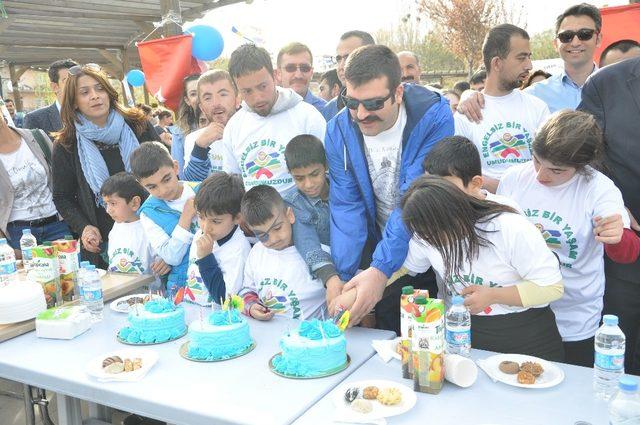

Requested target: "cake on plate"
[
  {"left": 118, "top": 298, "right": 186, "bottom": 344},
  {"left": 0, "top": 281, "right": 47, "bottom": 325},
  {"left": 186, "top": 309, "right": 254, "bottom": 360},
  {"left": 272, "top": 319, "right": 347, "bottom": 377}
]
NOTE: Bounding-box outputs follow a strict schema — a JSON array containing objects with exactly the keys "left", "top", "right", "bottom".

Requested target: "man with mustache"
[
  {"left": 454, "top": 24, "right": 549, "bottom": 193},
  {"left": 397, "top": 51, "right": 422, "bottom": 84},
  {"left": 325, "top": 44, "right": 453, "bottom": 332},
  {"left": 276, "top": 42, "right": 326, "bottom": 112}
]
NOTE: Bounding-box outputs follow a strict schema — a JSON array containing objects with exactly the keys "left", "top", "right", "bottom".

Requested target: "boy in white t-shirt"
[
  {"left": 185, "top": 172, "right": 251, "bottom": 305},
  {"left": 238, "top": 185, "right": 333, "bottom": 320}
]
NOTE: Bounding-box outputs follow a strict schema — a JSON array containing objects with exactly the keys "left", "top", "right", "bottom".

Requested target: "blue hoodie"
[{"left": 325, "top": 83, "right": 454, "bottom": 280}]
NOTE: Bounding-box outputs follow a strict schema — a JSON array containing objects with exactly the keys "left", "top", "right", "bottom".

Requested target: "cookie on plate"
[
  {"left": 498, "top": 360, "right": 520, "bottom": 374},
  {"left": 517, "top": 370, "right": 536, "bottom": 385},
  {"left": 377, "top": 387, "right": 402, "bottom": 405},
  {"left": 362, "top": 386, "right": 379, "bottom": 400},
  {"left": 351, "top": 399, "right": 373, "bottom": 414},
  {"left": 520, "top": 361, "right": 543, "bottom": 377}
]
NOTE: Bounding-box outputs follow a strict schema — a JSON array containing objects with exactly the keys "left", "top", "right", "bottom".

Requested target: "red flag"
[
  {"left": 137, "top": 34, "right": 205, "bottom": 112},
  {"left": 595, "top": 4, "right": 640, "bottom": 63}
]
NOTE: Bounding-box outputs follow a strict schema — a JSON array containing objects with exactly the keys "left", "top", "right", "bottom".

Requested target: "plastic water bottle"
[
  {"left": 445, "top": 295, "right": 471, "bottom": 357},
  {"left": 594, "top": 315, "right": 626, "bottom": 400},
  {"left": 20, "top": 229, "right": 38, "bottom": 271},
  {"left": 77, "top": 261, "right": 90, "bottom": 300},
  {"left": 609, "top": 376, "right": 640, "bottom": 424},
  {"left": 0, "top": 238, "right": 17, "bottom": 287},
  {"left": 81, "top": 265, "right": 103, "bottom": 322}
]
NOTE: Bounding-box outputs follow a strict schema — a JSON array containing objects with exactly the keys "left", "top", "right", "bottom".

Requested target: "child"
[
  {"left": 238, "top": 185, "right": 328, "bottom": 320},
  {"left": 283, "top": 134, "right": 343, "bottom": 304},
  {"left": 130, "top": 142, "right": 198, "bottom": 295},
  {"left": 186, "top": 172, "right": 251, "bottom": 305}
]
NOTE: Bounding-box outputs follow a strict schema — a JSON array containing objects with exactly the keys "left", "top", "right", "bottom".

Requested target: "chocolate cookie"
[{"left": 498, "top": 360, "right": 520, "bottom": 374}]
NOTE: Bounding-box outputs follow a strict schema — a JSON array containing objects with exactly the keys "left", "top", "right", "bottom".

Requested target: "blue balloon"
[
  {"left": 185, "top": 25, "right": 224, "bottom": 61},
  {"left": 126, "top": 69, "right": 145, "bottom": 87}
]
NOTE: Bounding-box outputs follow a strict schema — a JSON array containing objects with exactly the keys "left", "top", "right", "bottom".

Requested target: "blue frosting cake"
[
  {"left": 187, "top": 309, "right": 253, "bottom": 360},
  {"left": 118, "top": 299, "right": 186, "bottom": 344},
  {"left": 272, "top": 319, "right": 347, "bottom": 377}
]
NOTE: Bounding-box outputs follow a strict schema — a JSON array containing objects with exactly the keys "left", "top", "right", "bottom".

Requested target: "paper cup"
[{"left": 444, "top": 354, "right": 477, "bottom": 388}]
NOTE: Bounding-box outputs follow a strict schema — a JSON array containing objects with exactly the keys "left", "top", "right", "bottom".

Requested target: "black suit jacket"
[
  {"left": 23, "top": 103, "right": 62, "bottom": 138},
  {"left": 578, "top": 57, "right": 640, "bottom": 279}
]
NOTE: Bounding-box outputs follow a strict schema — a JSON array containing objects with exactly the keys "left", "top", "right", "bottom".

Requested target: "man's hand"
[
  {"left": 461, "top": 285, "right": 495, "bottom": 314},
  {"left": 81, "top": 225, "right": 102, "bottom": 253},
  {"left": 456, "top": 91, "right": 485, "bottom": 123},
  {"left": 325, "top": 275, "right": 343, "bottom": 312},
  {"left": 150, "top": 259, "right": 171, "bottom": 276},
  {"left": 159, "top": 131, "right": 173, "bottom": 147},
  {"left": 249, "top": 303, "right": 275, "bottom": 321},
  {"left": 342, "top": 267, "right": 387, "bottom": 327},
  {"left": 195, "top": 232, "right": 215, "bottom": 259},
  {"left": 594, "top": 214, "right": 624, "bottom": 245},
  {"left": 195, "top": 122, "right": 225, "bottom": 148}
]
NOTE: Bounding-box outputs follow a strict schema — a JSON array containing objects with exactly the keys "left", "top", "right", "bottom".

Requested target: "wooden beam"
[
  {"left": 160, "top": 0, "right": 183, "bottom": 37},
  {"left": 8, "top": 64, "right": 24, "bottom": 112},
  {"left": 4, "top": 6, "right": 158, "bottom": 21},
  {"left": 3, "top": 41, "right": 125, "bottom": 49}
]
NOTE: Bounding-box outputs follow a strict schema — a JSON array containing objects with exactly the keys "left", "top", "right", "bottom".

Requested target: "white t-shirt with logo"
[
  {"left": 108, "top": 220, "right": 155, "bottom": 274},
  {"left": 240, "top": 243, "right": 326, "bottom": 319},
  {"left": 363, "top": 104, "right": 407, "bottom": 230},
  {"left": 183, "top": 128, "right": 228, "bottom": 173},
  {"left": 454, "top": 90, "right": 550, "bottom": 179},
  {"left": 185, "top": 226, "right": 251, "bottom": 306},
  {"left": 498, "top": 163, "right": 630, "bottom": 341},
  {"left": 403, "top": 212, "right": 562, "bottom": 316},
  {"left": 0, "top": 139, "right": 57, "bottom": 222}
]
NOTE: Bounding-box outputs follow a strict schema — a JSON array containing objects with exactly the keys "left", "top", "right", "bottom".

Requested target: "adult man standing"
[
  {"left": 23, "top": 59, "right": 78, "bottom": 137},
  {"left": 579, "top": 56, "right": 640, "bottom": 375},
  {"left": 455, "top": 24, "right": 549, "bottom": 193},
  {"left": 397, "top": 51, "right": 421, "bottom": 83},
  {"left": 599, "top": 40, "right": 640, "bottom": 68},
  {"left": 322, "top": 30, "right": 375, "bottom": 121},
  {"left": 3, "top": 99, "right": 23, "bottom": 128},
  {"left": 326, "top": 45, "right": 453, "bottom": 330},
  {"left": 276, "top": 42, "right": 326, "bottom": 112},
  {"left": 223, "top": 44, "right": 326, "bottom": 194},
  {"left": 318, "top": 69, "right": 342, "bottom": 102}
]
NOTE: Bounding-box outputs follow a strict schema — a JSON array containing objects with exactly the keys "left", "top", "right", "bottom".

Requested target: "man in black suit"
[
  {"left": 23, "top": 59, "right": 78, "bottom": 137},
  {"left": 579, "top": 56, "right": 640, "bottom": 375}
]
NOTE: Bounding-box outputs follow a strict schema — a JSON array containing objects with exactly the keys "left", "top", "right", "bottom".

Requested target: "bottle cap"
[
  {"left": 619, "top": 376, "right": 638, "bottom": 392},
  {"left": 80, "top": 261, "right": 90, "bottom": 268},
  {"left": 603, "top": 314, "right": 619, "bottom": 326},
  {"left": 86, "top": 265, "right": 96, "bottom": 271},
  {"left": 401, "top": 286, "right": 414, "bottom": 295},
  {"left": 22, "top": 229, "right": 32, "bottom": 235},
  {"left": 0, "top": 238, "right": 6, "bottom": 244},
  {"left": 414, "top": 296, "right": 427, "bottom": 305},
  {"left": 452, "top": 295, "right": 464, "bottom": 305}
]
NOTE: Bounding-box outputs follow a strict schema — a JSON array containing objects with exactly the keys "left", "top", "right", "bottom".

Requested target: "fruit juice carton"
[
  {"left": 412, "top": 297, "right": 445, "bottom": 394},
  {"left": 31, "top": 245, "right": 62, "bottom": 308},
  {"left": 401, "top": 288, "right": 429, "bottom": 380},
  {"left": 52, "top": 239, "right": 80, "bottom": 302}
]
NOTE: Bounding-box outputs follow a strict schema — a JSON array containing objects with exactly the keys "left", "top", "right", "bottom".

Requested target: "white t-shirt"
[
  {"left": 498, "top": 163, "right": 630, "bottom": 341},
  {"left": 454, "top": 90, "right": 550, "bottom": 179},
  {"left": 484, "top": 190, "right": 523, "bottom": 214},
  {"left": 108, "top": 220, "right": 155, "bottom": 274},
  {"left": 0, "top": 139, "right": 57, "bottom": 222},
  {"left": 185, "top": 226, "right": 251, "bottom": 306},
  {"left": 183, "top": 128, "right": 228, "bottom": 173},
  {"left": 403, "top": 212, "right": 562, "bottom": 316},
  {"left": 240, "top": 243, "right": 326, "bottom": 319},
  {"left": 363, "top": 104, "right": 407, "bottom": 230}
]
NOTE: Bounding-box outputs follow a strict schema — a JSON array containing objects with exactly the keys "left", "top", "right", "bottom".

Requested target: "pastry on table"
[
  {"left": 520, "top": 361, "right": 544, "bottom": 377},
  {"left": 362, "top": 386, "right": 379, "bottom": 400},
  {"left": 517, "top": 370, "right": 536, "bottom": 385},
  {"left": 377, "top": 387, "right": 402, "bottom": 405},
  {"left": 498, "top": 360, "right": 520, "bottom": 374}
]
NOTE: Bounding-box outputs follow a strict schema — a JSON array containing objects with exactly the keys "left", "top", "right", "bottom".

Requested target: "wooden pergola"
[{"left": 0, "top": 0, "right": 245, "bottom": 110}]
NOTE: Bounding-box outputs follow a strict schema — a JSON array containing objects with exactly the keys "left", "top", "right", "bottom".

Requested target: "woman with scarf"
[{"left": 52, "top": 64, "right": 160, "bottom": 267}]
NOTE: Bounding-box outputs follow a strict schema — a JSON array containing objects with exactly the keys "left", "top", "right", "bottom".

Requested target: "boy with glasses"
[{"left": 276, "top": 42, "right": 326, "bottom": 112}]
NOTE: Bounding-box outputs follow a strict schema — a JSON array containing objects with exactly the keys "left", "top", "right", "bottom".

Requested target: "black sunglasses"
[
  {"left": 341, "top": 92, "right": 393, "bottom": 111},
  {"left": 557, "top": 28, "right": 596, "bottom": 44},
  {"left": 335, "top": 53, "right": 349, "bottom": 63},
  {"left": 283, "top": 64, "right": 312, "bottom": 73}
]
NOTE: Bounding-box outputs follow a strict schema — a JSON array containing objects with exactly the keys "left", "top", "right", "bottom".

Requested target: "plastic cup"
[{"left": 444, "top": 354, "right": 478, "bottom": 388}]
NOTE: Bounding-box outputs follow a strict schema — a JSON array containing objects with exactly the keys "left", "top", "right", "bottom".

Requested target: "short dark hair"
[
  {"left": 555, "top": 3, "right": 602, "bottom": 34},
  {"left": 483, "top": 24, "right": 529, "bottom": 72},
  {"left": 277, "top": 42, "right": 313, "bottom": 67},
  {"left": 195, "top": 172, "right": 245, "bottom": 217},
  {"left": 156, "top": 109, "right": 173, "bottom": 120},
  {"left": 345, "top": 44, "right": 401, "bottom": 91},
  {"left": 48, "top": 59, "right": 78, "bottom": 83},
  {"left": 228, "top": 44, "right": 274, "bottom": 82},
  {"left": 452, "top": 81, "right": 470, "bottom": 96},
  {"left": 600, "top": 39, "right": 640, "bottom": 67},
  {"left": 320, "top": 69, "right": 342, "bottom": 91},
  {"left": 4, "top": 98, "right": 14, "bottom": 105},
  {"left": 130, "top": 142, "right": 174, "bottom": 179},
  {"left": 470, "top": 69, "right": 487, "bottom": 85},
  {"left": 340, "top": 30, "right": 375, "bottom": 45},
  {"left": 197, "top": 69, "right": 236, "bottom": 99},
  {"left": 241, "top": 185, "right": 285, "bottom": 227},
  {"left": 284, "top": 134, "right": 327, "bottom": 171},
  {"left": 522, "top": 69, "right": 552, "bottom": 89},
  {"left": 100, "top": 172, "right": 149, "bottom": 203},
  {"left": 422, "top": 136, "right": 482, "bottom": 187}
]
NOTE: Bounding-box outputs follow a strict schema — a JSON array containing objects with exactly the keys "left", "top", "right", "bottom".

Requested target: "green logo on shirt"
[
  {"left": 257, "top": 277, "right": 302, "bottom": 318},
  {"left": 240, "top": 139, "right": 291, "bottom": 187},
  {"left": 481, "top": 122, "right": 532, "bottom": 165},
  {"left": 526, "top": 208, "right": 579, "bottom": 268}
]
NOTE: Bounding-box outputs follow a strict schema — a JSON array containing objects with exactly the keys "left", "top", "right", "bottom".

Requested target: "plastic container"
[
  {"left": 445, "top": 295, "right": 471, "bottom": 357},
  {"left": 400, "top": 285, "right": 415, "bottom": 379},
  {"left": 0, "top": 238, "right": 17, "bottom": 287},
  {"left": 20, "top": 229, "right": 37, "bottom": 271},
  {"left": 80, "top": 265, "right": 103, "bottom": 322},
  {"left": 594, "top": 314, "right": 626, "bottom": 400},
  {"left": 608, "top": 376, "right": 640, "bottom": 424}
]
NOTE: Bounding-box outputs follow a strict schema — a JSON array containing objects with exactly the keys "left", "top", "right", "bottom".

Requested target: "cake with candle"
[
  {"left": 186, "top": 309, "right": 254, "bottom": 360},
  {"left": 272, "top": 319, "right": 347, "bottom": 377},
  {"left": 117, "top": 298, "right": 186, "bottom": 344}
]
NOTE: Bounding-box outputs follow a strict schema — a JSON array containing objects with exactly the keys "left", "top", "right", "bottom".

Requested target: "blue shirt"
[
  {"left": 321, "top": 97, "right": 339, "bottom": 122},
  {"left": 525, "top": 66, "right": 596, "bottom": 113},
  {"left": 303, "top": 90, "right": 327, "bottom": 113}
]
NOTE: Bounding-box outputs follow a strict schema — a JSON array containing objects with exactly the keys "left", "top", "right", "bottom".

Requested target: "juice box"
[
  {"left": 412, "top": 297, "right": 445, "bottom": 394},
  {"left": 401, "top": 288, "right": 429, "bottom": 379},
  {"left": 52, "top": 238, "right": 80, "bottom": 301},
  {"left": 31, "top": 245, "right": 62, "bottom": 308}
]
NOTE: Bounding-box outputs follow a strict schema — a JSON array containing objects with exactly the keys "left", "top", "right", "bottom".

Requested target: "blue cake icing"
[
  {"left": 187, "top": 309, "right": 253, "bottom": 360},
  {"left": 272, "top": 319, "right": 347, "bottom": 377},
  {"left": 118, "top": 299, "right": 186, "bottom": 344}
]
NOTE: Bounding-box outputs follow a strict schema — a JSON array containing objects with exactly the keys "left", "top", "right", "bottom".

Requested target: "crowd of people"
[{"left": 2, "top": 2, "right": 640, "bottom": 375}]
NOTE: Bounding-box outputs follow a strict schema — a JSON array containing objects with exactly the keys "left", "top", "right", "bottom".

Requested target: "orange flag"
[{"left": 595, "top": 4, "right": 640, "bottom": 64}]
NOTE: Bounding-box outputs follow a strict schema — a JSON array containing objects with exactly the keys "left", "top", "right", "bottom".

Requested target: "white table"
[
  {"left": 0, "top": 303, "right": 395, "bottom": 425},
  {"left": 294, "top": 350, "right": 610, "bottom": 425}
]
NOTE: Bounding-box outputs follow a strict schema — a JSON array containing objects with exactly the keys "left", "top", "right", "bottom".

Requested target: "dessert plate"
[
  {"left": 268, "top": 353, "right": 351, "bottom": 379},
  {"left": 477, "top": 353, "right": 565, "bottom": 389},
  {"left": 86, "top": 349, "right": 158, "bottom": 382},
  {"left": 332, "top": 379, "right": 417, "bottom": 422},
  {"left": 110, "top": 294, "right": 161, "bottom": 313},
  {"left": 179, "top": 341, "right": 255, "bottom": 362}
]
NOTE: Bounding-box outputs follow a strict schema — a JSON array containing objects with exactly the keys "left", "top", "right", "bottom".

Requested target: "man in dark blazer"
[
  {"left": 23, "top": 59, "right": 78, "bottom": 137},
  {"left": 579, "top": 56, "right": 640, "bottom": 375}
]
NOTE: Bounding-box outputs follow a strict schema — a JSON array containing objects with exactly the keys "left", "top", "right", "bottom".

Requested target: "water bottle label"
[
  {"left": 0, "top": 262, "right": 17, "bottom": 275},
  {"left": 446, "top": 329, "right": 471, "bottom": 346},
  {"left": 82, "top": 289, "right": 103, "bottom": 302},
  {"left": 595, "top": 352, "right": 624, "bottom": 370},
  {"left": 21, "top": 249, "right": 33, "bottom": 261}
]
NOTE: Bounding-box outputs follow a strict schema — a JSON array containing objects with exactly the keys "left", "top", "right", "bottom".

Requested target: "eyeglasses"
[
  {"left": 250, "top": 209, "right": 283, "bottom": 243},
  {"left": 68, "top": 63, "right": 101, "bottom": 76},
  {"left": 335, "top": 53, "right": 349, "bottom": 63},
  {"left": 556, "top": 28, "right": 597, "bottom": 44},
  {"left": 341, "top": 92, "right": 393, "bottom": 111},
  {"left": 283, "top": 64, "right": 312, "bottom": 73}
]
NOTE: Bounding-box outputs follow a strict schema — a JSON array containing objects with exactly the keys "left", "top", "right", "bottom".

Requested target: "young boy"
[
  {"left": 239, "top": 185, "right": 328, "bottom": 320},
  {"left": 130, "top": 142, "right": 198, "bottom": 295},
  {"left": 185, "top": 172, "right": 251, "bottom": 305},
  {"left": 283, "top": 134, "right": 343, "bottom": 305}
]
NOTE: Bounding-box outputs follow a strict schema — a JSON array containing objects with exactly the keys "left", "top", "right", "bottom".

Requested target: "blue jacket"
[{"left": 325, "top": 83, "right": 454, "bottom": 280}]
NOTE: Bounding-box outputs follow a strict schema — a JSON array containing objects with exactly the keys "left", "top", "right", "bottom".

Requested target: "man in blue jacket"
[{"left": 326, "top": 45, "right": 454, "bottom": 330}]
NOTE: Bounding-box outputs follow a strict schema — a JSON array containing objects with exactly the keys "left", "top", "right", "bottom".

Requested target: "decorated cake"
[
  {"left": 187, "top": 309, "right": 254, "bottom": 360},
  {"left": 272, "top": 319, "right": 347, "bottom": 377},
  {"left": 0, "top": 281, "right": 47, "bottom": 325},
  {"left": 118, "top": 298, "right": 186, "bottom": 344}
]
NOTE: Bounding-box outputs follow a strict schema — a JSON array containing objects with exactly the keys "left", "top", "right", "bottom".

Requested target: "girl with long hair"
[{"left": 170, "top": 73, "right": 201, "bottom": 176}]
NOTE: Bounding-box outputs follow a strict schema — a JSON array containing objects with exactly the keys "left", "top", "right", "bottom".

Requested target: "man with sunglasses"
[
  {"left": 325, "top": 44, "right": 453, "bottom": 332},
  {"left": 458, "top": 3, "right": 602, "bottom": 122},
  {"left": 276, "top": 42, "right": 326, "bottom": 112}
]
